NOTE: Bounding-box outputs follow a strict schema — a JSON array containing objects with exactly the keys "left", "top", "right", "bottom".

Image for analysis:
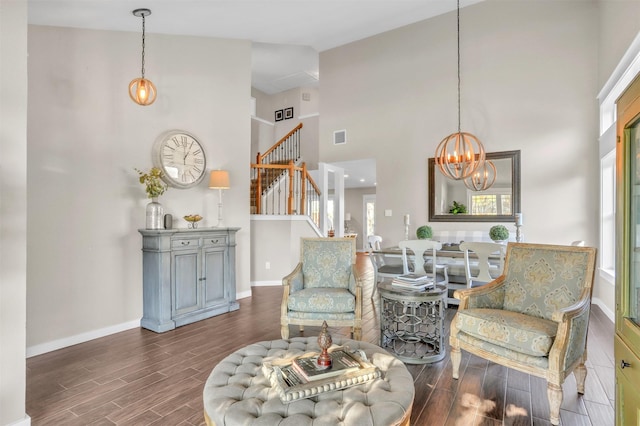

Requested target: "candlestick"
[{"left": 515, "top": 213, "right": 523, "bottom": 226}]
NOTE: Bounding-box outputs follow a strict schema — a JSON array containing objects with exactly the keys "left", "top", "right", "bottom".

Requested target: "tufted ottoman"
[{"left": 203, "top": 337, "right": 415, "bottom": 426}]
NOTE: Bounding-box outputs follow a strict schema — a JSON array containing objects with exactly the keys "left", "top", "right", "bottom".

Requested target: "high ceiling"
[
  {"left": 27, "top": 0, "right": 482, "bottom": 188},
  {"left": 28, "top": 0, "right": 482, "bottom": 94}
]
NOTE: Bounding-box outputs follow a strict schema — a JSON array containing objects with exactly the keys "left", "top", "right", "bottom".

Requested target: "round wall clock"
[{"left": 152, "top": 130, "right": 207, "bottom": 188}]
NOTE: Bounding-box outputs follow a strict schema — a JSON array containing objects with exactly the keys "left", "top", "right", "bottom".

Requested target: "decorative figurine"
[{"left": 317, "top": 321, "right": 332, "bottom": 368}]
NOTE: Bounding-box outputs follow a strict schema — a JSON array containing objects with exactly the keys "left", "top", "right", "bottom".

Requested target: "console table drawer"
[
  {"left": 202, "top": 235, "right": 228, "bottom": 247},
  {"left": 172, "top": 238, "right": 200, "bottom": 249}
]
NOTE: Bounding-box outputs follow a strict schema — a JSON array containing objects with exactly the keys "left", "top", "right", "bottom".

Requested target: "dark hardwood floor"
[{"left": 26, "top": 253, "right": 615, "bottom": 425}]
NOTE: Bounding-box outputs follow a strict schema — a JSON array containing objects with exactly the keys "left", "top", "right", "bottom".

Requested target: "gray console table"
[{"left": 139, "top": 227, "right": 240, "bottom": 333}]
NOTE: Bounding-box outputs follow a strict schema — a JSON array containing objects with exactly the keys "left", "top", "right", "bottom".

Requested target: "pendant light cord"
[
  {"left": 141, "top": 14, "right": 146, "bottom": 78},
  {"left": 457, "top": 0, "right": 461, "bottom": 133}
]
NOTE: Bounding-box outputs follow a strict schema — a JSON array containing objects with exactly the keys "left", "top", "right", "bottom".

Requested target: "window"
[
  {"left": 469, "top": 189, "right": 512, "bottom": 215},
  {"left": 601, "top": 149, "right": 616, "bottom": 281}
]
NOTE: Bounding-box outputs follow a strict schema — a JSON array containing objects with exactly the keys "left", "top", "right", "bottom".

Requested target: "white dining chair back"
[
  {"left": 398, "top": 240, "right": 448, "bottom": 286},
  {"left": 367, "top": 235, "right": 382, "bottom": 251},
  {"left": 459, "top": 241, "right": 506, "bottom": 288},
  {"left": 367, "top": 235, "right": 403, "bottom": 299}
]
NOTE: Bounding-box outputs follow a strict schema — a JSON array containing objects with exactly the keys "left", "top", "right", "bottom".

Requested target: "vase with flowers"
[{"left": 136, "top": 167, "right": 168, "bottom": 229}]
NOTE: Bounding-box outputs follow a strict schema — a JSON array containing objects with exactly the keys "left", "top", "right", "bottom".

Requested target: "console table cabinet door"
[
  {"left": 203, "top": 246, "right": 227, "bottom": 307},
  {"left": 172, "top": 249, "right": 200, "bottom": 317},
  {"left": 139, "top": 228, "right": 240, "bottom": 333}
]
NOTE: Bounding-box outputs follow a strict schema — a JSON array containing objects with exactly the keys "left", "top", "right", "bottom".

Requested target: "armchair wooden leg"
[
  {"left": 281, "top": 324, "right": 289, "bottom": 339},
  {"left": 353, "top": 327, "right": 362, "bottom": 341},
  {"left": 547, "top": 383, "right": 562, "bottom": 426},
  {"left": 574, "top": 362, "right": 587, "bottom": 394},
  {"left": 451, "top": 347, "right": 461, "bottom": 379}
]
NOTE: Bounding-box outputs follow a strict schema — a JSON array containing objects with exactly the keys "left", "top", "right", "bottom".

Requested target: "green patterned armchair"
[
  {"left": 281, "top": 238, "right": 363, "bottom": 340},
  {"left": 450, "top": 243, "right": 597, "bottom": 426}
]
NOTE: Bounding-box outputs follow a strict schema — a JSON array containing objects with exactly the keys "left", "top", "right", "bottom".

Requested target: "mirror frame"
[{"left": 428, "top": 150, "right": 521, "bottom": 222}]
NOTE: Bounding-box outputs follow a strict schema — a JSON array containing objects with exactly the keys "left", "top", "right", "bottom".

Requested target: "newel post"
[
  {"left": 300, "top": 162, "right": 307, "bottom": 215},
  {"left": 287, "top": 160, "right": 295, "bottom": 214},
  {"left": 255, "top": 153, "right": 262, "bottom": 214}
]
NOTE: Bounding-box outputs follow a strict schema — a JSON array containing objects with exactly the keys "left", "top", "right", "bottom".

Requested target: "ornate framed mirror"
[{"left": 428, "top": 150, "right": 521, "bottom": 222}]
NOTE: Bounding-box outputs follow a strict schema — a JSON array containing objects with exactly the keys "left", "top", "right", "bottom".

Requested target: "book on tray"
[
  {"left": 291, "top": 349, "right": 361, "bottom": 381},
  {"left": 261, "top": 346, "right": 381, "bottom": 403}
]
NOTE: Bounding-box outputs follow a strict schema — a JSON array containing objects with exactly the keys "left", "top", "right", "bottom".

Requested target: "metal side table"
[{"left": 378, "top": 282, "right": 447, "bottom": 364}]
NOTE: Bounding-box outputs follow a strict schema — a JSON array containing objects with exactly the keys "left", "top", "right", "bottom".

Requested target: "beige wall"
[
  {"left": 1, "top": 0, "right": 28, "bottom": 423},
  {"left": 27, "top": 25, "right": 251, "bottom": 351},
  {"left": 320, "top": 1, "right": 599, "bottom": 247},
  {"left": 251, "top": 217, "right": 318, "bottom": 283},
  {"left": 597, "top": 0, "right": 640, "bottom": 89}
]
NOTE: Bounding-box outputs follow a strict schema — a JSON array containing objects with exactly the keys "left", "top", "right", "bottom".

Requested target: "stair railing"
[
  {"left": 256, "top": 123, "right": 303, "bottom": 167},
  {"left": 251, "top": 161, "right": 321, "bottom": 228}
]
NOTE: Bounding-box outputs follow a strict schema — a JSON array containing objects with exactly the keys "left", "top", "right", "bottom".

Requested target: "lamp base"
[{"left": 216, "top": 199, "right": 224, "bottom": 228}]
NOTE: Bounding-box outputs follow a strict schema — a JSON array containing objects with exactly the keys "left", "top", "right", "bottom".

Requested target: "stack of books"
[{"left": 391, "top": 273, "right": 434, "bottom": 290}]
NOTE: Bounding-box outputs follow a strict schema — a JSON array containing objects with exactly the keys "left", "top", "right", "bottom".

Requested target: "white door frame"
[
  {"left": 318, "top": 162, "right": 345, "bottom": 237},
  {"left": 362, "top": 194, "right": 376, "bottom": 250}
]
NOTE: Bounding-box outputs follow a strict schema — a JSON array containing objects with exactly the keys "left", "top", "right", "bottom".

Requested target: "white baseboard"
[
  {"left": 251, "top": 280, "right": 281, "bottom": 287},
  {"left": 26, "top": 319, "right": 140, "bottom": 358},
  {"left": 7, "top": 415, "right": 30, "bottom": 426},
  {"left": 592, "top": 297, "right": 615, "bottom": 323},
  {"left": 236, "top": 289, "right": 252, "bottom": 299}
]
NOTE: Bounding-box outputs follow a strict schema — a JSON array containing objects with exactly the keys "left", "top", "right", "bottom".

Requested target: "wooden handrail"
[
  {"left": 257, "top": 123, "right": 303, "bottom": 163},
  {"left": 250, "top": 162, "right": 321, "bottom": 215}
]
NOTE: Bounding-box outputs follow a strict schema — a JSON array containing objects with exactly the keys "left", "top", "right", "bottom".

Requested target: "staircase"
[{"left": 250, "top": 123, "right": 321, "bottom": 226}]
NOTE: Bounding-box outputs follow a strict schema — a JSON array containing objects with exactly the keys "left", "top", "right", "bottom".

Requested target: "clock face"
[{"left": 153, "top": 130, "right": 207, "bottom": 188}]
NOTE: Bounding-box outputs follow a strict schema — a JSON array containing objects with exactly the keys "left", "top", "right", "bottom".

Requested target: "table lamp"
[{"left": 209, "top": 170, "right": 230, "bottom": 227}]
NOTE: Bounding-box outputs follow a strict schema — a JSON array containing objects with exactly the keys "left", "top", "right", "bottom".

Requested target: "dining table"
[{"left": 371, "top": 244, "right": 503, "bottom": 305}]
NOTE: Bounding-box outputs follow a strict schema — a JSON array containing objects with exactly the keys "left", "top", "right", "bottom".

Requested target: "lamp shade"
[{"left": 209, "top": 170, "right": 230, "bottom": 189}]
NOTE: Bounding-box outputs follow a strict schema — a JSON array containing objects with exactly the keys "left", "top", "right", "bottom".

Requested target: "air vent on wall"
[{"left": 333, "top": 129, "right": 347, "bottom": 145}]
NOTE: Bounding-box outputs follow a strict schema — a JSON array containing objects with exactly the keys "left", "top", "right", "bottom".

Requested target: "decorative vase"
[{"left": 146, "top": 197, "right": 164, "bottom": 230}]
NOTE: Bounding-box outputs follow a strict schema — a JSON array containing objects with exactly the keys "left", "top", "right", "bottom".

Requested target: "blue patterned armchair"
[
  {"left": 450, "top": 243, "right": 597, "bottom": 426},
  {"left": 281, "top": 238, "right": 362, "bottom": 340}
]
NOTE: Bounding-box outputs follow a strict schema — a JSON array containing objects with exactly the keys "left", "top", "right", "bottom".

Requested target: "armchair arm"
[
  {"left": 283, "top": 263, "right": 304, "bottom": 294},
  {"left": 454, "top": 275, "right": 506, "bottom": 310},
  {"left": 281, "top": 263, "right": 303, "bottom": 323},
  {"left": 349, "top": 265, "right": 363, "bottom": 295},
  {"left": 549, "top": 296, "right": 591, "bottom": 374}
]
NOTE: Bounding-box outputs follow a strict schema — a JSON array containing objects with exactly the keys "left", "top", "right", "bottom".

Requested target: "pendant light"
[
  {"left": 129, "top": 8, "right": 157, "bottom": 106},
  {"left": 434, "top": 0, "right": 485, "bottom": 180},
  {"left": 463, "top": 159, "right": 496, "bottom": 191}
]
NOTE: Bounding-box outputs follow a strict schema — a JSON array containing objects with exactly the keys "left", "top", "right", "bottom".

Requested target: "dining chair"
[
  {"left": 398, "top": 239, "right": 449, "bottom": 288},
  {"left": 367, "top": 235, "right": 403, "bottom": 299},
  {"left": 367, "top": 235, "right": 382, "bottom": 251},
  {"left": 459, "top": 241, "right": 506, "bottom": 288}
]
